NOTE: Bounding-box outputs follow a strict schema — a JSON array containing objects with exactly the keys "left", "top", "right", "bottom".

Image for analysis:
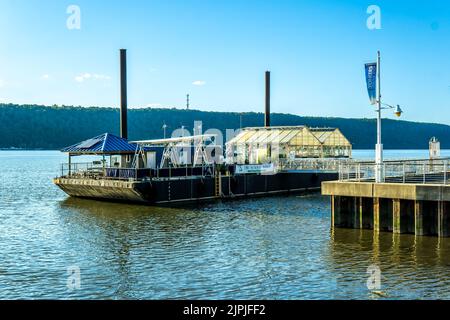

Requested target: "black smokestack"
[
  {"left": 120, "top": 49, "right": 128, "bottom": 139},
  {"left": 265, "top": 71, "right": 271, "bottom": 127}
]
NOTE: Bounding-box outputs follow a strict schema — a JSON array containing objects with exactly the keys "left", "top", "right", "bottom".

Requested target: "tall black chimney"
[
  {"left": 120, "top": 49, "right": 128, "bottom": 139},
  {"left": 265, "top": 71, "right": 271, "bottom": 127}
]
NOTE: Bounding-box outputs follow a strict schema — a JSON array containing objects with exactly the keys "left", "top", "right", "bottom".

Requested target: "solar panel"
[{"left": 78, "top": 138, "right": 102, "bottom": 149}]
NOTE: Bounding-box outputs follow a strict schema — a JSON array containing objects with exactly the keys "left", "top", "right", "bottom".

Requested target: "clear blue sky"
[{"left": 0, "top": 0, "right": 449, "bottom": 124}]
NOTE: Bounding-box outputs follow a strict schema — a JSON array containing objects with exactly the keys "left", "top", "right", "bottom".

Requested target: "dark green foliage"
[{"left": 0, "top": 103, "right": 448, "bottom": 149}]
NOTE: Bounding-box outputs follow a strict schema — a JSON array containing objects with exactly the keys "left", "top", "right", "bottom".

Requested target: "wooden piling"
[
  {"left": 393, "top": 199, "right": 401, "bottom": 234},
  {"left": 415, "top": 200, "right": 425, "bottom": 236},
  {"left": 438, "top": 201, "right": 449, "bottom": 237},
  {"left": 373, "top": 198, "right": 380, "bottom": 232},
  {"left": 357, "top": 197, "right": 363, "bottom": 229},
  {"left": 331, "top": 196, "right": 335, "bottom": 227}
]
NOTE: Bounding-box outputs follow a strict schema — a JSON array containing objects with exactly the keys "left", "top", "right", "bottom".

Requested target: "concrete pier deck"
[{"left": 322, "top": 181, "right": 450, "bottom": 237}]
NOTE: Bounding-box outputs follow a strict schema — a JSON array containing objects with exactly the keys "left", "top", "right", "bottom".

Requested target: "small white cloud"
[
  {"left": 75, "top": 73, "right": 110, "bottom": 83},
  {"left": 41, "top": 74, "right": 50, "bottom": 80},
  {"left": 192, "top": 80, "right": 206, "bottom": 86},
  {"left": 93, "top": 74, "right": 111, "bottom": 80}
]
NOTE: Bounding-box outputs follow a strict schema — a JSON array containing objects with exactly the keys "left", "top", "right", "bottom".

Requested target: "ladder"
[
  {"left": 131, "top": 146, "right": 146, "bottom": 169},
  {"left": 215, "top": 172, "right": 222, "bottom": 197}
]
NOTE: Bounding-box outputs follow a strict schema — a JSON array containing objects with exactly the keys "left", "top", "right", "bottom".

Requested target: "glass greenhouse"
[{"left": 226, "top": 126, "right": 352, "bottom": 164}]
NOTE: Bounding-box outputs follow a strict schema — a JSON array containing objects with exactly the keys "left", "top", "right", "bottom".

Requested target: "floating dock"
[
  {"left": 322, "top": 160, "right": 450, "bottom": 237},
  {"left": 53, "top": 49, "right": 351, "bottom": 207},
  {"left": 55, "top": 170, "right": 338, "bottom": 206},
  {"left": 53, "top": 131, "right": 344, "bottom": 206}
]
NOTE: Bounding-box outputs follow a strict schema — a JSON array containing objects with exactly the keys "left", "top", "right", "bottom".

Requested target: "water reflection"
[
  {"left": 59, "top": 198, "right": 212, "bottom": 299},
  {"left": 54, "top": 196, "right": 337, "bottom": 299},
  {"left": 3, "top": 149, "right": 450, "bottom": 299},
  {"left": 330, "top": 228, "right": 450, "bottom": 299},
  {"left": 56, "top": 197, "right": 450, "bottom": 300}
]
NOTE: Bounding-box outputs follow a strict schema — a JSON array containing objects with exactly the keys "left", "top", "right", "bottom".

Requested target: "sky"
[{"left": 0, "top": 0, "right": 449, "bottom": 124}]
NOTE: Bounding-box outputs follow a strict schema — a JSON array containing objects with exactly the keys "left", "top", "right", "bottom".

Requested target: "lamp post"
[
  {"left": 375, "top": 51, "right": 403, "bottom": 183},
  {"left": 374, "top": 52, "right": 403, "bottom": 182},
  {"left": 375, "top": 51, "right": 382, "bottom": 183},
  {"left": 366, "top": 51, "right": 404, "bottom": 183}
]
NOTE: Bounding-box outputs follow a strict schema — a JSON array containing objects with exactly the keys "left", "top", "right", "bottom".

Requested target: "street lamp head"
[{"left": 394, "top": 105, "right": 403, "bottom": 117}]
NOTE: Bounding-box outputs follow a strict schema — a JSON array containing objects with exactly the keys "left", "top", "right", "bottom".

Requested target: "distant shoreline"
[
  {"left": 1, "top": 104, "right": 450, "bottom": 149},
  {"left": 0, "top": 148, "right": 447, "bottom": 151}
]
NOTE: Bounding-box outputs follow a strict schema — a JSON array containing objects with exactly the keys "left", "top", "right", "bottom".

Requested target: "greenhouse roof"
[{"left": 227, "top": 126, "right": 351, "bottom": 147}]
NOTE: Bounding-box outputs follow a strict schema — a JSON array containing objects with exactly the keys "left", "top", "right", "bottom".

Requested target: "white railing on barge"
[
  {"left": 59, "top": 158, "right": 450, "bottom": 185},
  {"left": 278, "top": 158, "right": 357, "bottom": 172},
  {"left": 59, "top": 162, "right": 217, "bottom": 181},
  {"left": 60, "top": 162, "right": 107, "bottom": 178}
]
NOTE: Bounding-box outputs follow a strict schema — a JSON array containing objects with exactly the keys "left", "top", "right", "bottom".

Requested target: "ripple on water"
[{"left": 1, "top": 151, "right": 450, "bottom": 299}]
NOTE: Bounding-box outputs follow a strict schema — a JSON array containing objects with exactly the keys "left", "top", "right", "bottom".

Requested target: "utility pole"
[
  {"left": 186, "top": 94, "right": 190, "bottom": 110},
  {"left": 119, "top": 49, "right": 128, "bottom": 139},
  {"left": 265, "top": 71, "right": 271, "bottom": 127}
]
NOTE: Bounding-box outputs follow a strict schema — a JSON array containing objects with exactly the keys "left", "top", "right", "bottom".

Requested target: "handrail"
[
  {"left": 338, "top": 159, "right": 450, "bottom": 185},
  {"left": 278, "top": 158, "right": 357, "bottom": 172},
  {"left": 59, "top": 162, "right": 217, "bottom": 181}
]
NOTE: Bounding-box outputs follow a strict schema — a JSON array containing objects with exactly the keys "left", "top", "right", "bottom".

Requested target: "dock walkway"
[{"left": 322, "top": 159, "right": 450, "bottom": 237}]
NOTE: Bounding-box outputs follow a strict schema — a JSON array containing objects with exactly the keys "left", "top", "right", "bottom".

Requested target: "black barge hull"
[{"left": 54, "top": 171, "right": 338, "bottom": 206}]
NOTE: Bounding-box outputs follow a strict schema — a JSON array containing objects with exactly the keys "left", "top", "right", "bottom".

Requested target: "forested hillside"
[{"left": 0, "top": 104, "right": 449, "bottom": 150}]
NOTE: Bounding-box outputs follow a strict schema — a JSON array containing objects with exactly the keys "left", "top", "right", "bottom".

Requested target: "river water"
[{"left": 1, "top": 150, "right": 450, "bottom": 300}]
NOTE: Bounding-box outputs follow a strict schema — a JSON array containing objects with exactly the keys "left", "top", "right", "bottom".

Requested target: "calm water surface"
[{"left": 1, "top": 150, "right": 450, "bottom": 300}]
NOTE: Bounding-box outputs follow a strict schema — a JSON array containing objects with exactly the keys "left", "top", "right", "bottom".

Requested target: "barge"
[
  {"left": 54, "top": 165, "right": 339, "bottom": 205},
  {"left": 53, "top": 49, "right": 351, "bottom": 206},
  {"left": 53, "top": 131, "right": 343, "bottom": 205}
]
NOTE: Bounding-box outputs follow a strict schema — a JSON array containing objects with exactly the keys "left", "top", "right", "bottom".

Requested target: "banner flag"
[{"left": 365, "top": 62, "right": 377, "bottom": 105}]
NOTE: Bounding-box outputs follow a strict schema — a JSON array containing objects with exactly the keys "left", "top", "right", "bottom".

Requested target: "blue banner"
[{"left": 365, "top": 62, "right": 377, "bottom": 105}]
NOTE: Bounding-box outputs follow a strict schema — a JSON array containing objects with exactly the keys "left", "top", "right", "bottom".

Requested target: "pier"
[{"left": 322, "top": 159, "right": 450, "bottom": 237}]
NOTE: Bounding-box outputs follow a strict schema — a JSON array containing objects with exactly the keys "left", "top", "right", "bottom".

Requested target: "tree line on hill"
[{"left": 0, "top": 103, "right": 449, "bottom": 150}]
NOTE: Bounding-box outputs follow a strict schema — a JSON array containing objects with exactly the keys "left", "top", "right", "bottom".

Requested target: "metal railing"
[
  {"left": 59, "top": 162, "right": 217, "bottom": 181},
  {"left": 61, "top": 162, "right": 106, "bottom": 178},
  {"left": 339, "top": 159, "right": 450, "bottom": 185},
  {"left": 278, "top": 158, "right": 357, "bottom": 172}
]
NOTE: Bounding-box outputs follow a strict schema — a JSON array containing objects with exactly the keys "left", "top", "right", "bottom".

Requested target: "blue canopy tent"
[
  {"left": 61, "top": 133, "right": 144, "bottom": 178},
  {"left": 61, "top": 133, "right": 139, "bottom": 155},
  {"left": 60, "top": 133, "right": 161, "bottom": 180}
]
